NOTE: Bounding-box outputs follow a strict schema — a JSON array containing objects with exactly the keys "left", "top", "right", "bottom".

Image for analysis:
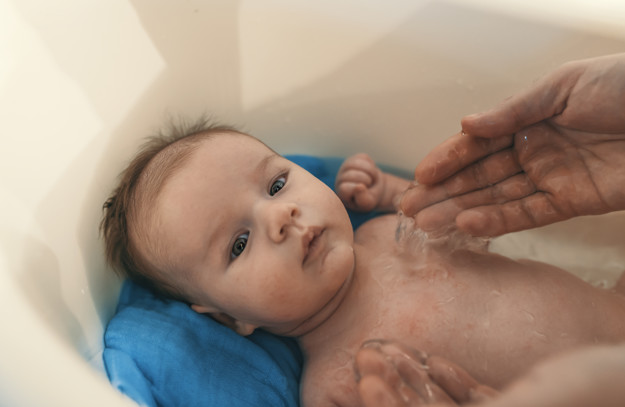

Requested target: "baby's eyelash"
[
  {"left": 269, "top": 172, "right": 288, "bottom": 196},
  {"left": 230, "top": 232, "right": 249, "bottom": 259}
]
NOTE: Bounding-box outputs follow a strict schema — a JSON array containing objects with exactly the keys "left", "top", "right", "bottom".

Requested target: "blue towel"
[{"left": 102, "top": 155, "right": 393, "bottom": 407}]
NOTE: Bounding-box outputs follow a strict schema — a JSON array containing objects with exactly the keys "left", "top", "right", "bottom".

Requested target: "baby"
[{"left": 101, "top": 121, "right": 625, "bottom": 407}]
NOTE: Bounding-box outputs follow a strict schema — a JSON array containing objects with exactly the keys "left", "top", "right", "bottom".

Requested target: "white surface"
[{"left": 1, "top": 0, "right": 624, "bottom": 405}]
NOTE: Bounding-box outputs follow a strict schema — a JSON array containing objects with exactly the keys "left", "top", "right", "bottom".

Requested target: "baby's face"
[{"left": 153, "top": 133, "right": 355, "bottom": 336}]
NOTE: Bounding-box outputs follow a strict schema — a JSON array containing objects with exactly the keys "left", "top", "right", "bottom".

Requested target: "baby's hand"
[{"left": 336, "top": 153, "right": 385, "bottom": 212}]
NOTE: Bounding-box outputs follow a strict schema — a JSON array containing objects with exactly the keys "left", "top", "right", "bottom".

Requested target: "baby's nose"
[{"left": 266, "top": 202, "right": 300, "bottom": 243}]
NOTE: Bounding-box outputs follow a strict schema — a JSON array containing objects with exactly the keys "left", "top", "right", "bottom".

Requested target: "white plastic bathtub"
[{"left": 2, "top": 0, "right": 625, "bottom": 405}]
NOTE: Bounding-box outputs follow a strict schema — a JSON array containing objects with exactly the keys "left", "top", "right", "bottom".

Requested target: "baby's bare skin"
[
  {"left": 129, "top": 131, "right": 625, "bottom": 407},
  {"left": 299, "top": 214, "right": 625, "bottom": 406}
]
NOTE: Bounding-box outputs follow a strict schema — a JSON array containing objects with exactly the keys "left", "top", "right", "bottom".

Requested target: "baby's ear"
[
  {"left": 190, "top": 304, "right": 217, "bottom": 314},
  {"left": 231, "top": 320, "right": 257, "bottom": 336},
  {"left": 191, "top": 305, "right": 256, "bottom": 336}
]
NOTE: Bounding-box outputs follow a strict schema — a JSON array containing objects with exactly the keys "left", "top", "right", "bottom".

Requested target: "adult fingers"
[
  {"left": 356, "top": 347, "right": 404, "bottom": 397},
  {"left": 461, "top": 63, "right": 577, "bottom": 139},
  {"left": 370, "top": 340, "right": 454, "bottom": 403},
  {"left": 413, "top": 173, "right": 536, "bottom": 235},
  {"left": 393, "top": 355, "right": 457, "bottom": 404},
  {"left": 357, "top": 341, "right": 458, "bottom": 406},
  {"left": 414, "top": 133, "right": 513, "bottom": 185},
  {"left": 457, "top": 192, "right": 568, "bottom": 237},
  {"left": 356, "top": 346, "right": 420, "bottom": 407},
  {"left": 426, "top": 356, "right": 498, "bottom": 404},
  {"left": 358, "top": 375, "right": 405, "bottom": 407},
  {"left": 403, "top": 148, "right": 522, "bottom": 217}
]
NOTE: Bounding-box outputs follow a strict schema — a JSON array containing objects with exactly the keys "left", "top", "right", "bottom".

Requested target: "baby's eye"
[
  {"left": 231, "top": 233, "right": 249, "bottom": 259},
  {"left": 269, "top": 176, "right": 286, "bottom": 196}
]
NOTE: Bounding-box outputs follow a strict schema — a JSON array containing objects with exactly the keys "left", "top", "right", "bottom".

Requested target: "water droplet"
[
  {"left": 522, "top": 310, "right": 536, "bottom": 323},
  {"left": 437, "top": 296, "right": 456, "bottom": 306},
  {"left": 395, "top": 212, "right": 490, "bottom": 254},
  {"left": 592, "top": 279, "right": 610, "bottom": 289},
  {"left": 533, "top": 331, "right": 548, "bottom": 342}
]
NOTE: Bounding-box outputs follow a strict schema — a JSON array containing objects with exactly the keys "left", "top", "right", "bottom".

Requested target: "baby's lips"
[
  {"left": 301, "top": 229, "right": 315, "bottom": 256},
  {"left": 301, "top": 226, "right": 323, "bottom": 264}
]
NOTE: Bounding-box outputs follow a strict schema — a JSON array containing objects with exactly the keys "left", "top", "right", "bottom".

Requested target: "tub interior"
[{"left": 2, "top": 0, "right": 625, "bottom": 405}]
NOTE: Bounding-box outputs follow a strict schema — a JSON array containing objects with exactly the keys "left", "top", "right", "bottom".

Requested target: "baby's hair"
[{"left": 100, "top": 116, "right": 241, "bottom": 301}]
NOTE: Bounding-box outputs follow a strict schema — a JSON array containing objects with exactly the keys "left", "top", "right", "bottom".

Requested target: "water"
[
  {"left": 396, "top": 210, "right": 623, "bottom": 290},
  {"left": 395, "top": 211, "right": 490, "bottom": 255}
]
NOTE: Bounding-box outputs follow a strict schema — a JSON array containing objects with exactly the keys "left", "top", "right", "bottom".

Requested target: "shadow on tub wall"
[
  {"left": 17, "top": 236, "right": 88, "bottom": 353},
  {"left": 7, "top": 0, "right": 245, "bottom": 362}
]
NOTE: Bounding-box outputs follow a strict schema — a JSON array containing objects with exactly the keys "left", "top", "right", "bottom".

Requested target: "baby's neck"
[{"left": 296, "top": 246, "right": 365, "bottom": 354}]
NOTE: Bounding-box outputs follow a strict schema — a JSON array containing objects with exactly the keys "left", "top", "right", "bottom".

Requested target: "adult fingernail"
[{"left": 361, "top": 339, "right": 385, "bottom": 350}]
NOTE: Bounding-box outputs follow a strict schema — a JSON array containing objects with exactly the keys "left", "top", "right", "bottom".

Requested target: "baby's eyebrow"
[{"left": 254, "top": 153, "right": 280, "bottom": 177}]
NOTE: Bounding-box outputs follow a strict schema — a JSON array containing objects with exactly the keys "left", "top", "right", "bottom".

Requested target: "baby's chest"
[
  {"left": 301, "top": 303, "right": 455, "bottom": 407},
  {"left": 351, "top": 232, "right": 469, "bottom": 345},
  {"left": 301, "top": 272, "right": 465, "bottom": 406}
]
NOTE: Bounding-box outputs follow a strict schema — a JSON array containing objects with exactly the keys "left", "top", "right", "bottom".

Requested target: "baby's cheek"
[
  {"left": 251, "top": 273, "right": 309, "bottom": 311},
  {"left": 323, "top": 244, "right": 355, "bottom": 285}
]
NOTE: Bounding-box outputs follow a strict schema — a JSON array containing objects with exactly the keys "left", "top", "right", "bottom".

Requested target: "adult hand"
[
  {"left": 356, "top": 341, "right": 625, "bottom": 407},
  {"left": 355, "top": 339, "right": 497, "bottom": 406},
  {"left": 400, "top": 53, "right": 625, "bottom": 236}
]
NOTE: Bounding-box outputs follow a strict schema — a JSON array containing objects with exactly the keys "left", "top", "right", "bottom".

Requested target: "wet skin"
[
  {"left": 142, "top": 133, "right": 625, "bottom": 407},
  {"left": 299, "top": 214, "right": 625, "bottom": 406}
]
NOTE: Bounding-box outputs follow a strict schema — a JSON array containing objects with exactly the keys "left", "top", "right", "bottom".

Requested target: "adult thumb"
[{"left": 461, "top": 65, "right": 575, "bottom": 139}]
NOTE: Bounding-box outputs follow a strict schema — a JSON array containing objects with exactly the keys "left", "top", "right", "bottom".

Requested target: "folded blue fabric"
[
  {"left": 103, "top": 155, "right": 385, "bottom": 407},
  {"left": 104, "top": 282, "right": 303, "bottom": 407}
]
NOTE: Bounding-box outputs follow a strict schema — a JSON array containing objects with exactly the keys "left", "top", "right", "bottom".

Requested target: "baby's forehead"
[
  {"left": 143, "top": 131, "right": 255, "bottom": 192},
  {"left": 130, "top": 133, "right": 234, "bottom": 256},
  {"left": 145, "top": 131, "right": 276, "bottom": 240}
]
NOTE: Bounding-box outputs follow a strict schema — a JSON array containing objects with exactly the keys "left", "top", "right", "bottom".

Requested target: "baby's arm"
[{"left": 336, "top": 153, "right": 411, "bottom": 213}]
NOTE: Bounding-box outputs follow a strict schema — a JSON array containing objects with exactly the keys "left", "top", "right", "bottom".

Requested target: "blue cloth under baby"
[{"left": 102, "top": 155, "right": 389, "bottom": 407}]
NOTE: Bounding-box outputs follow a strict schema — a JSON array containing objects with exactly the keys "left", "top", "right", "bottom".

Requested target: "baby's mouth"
[{"left": 303, "top": 227, "right": 324, "bottom": 264}]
